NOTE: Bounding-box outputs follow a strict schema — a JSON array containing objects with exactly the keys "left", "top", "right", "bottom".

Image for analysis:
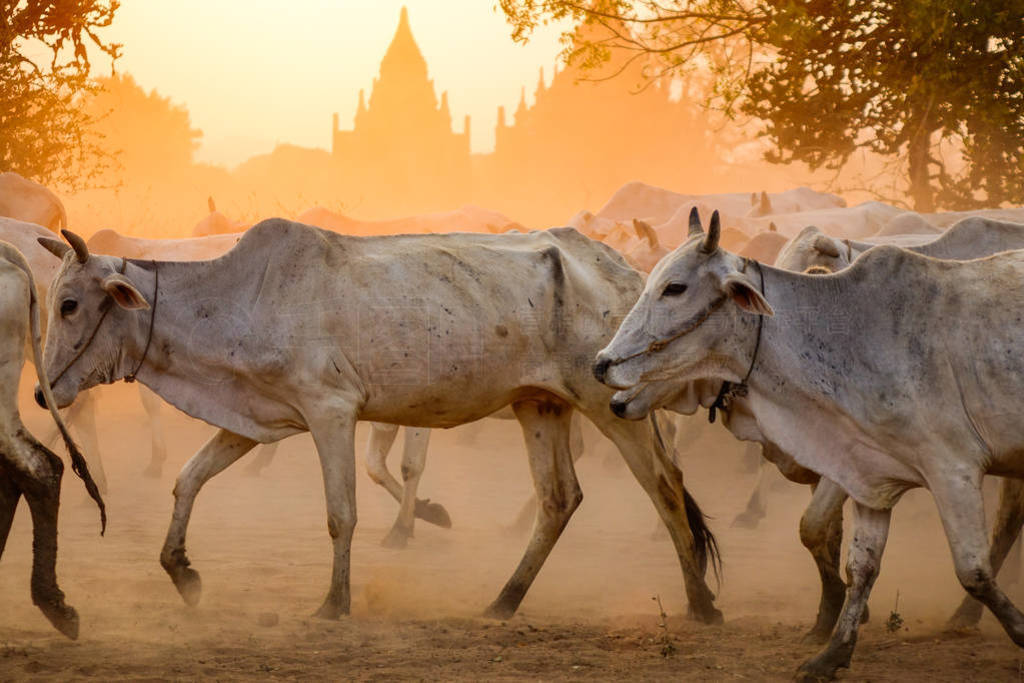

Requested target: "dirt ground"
[{"left": 2, "top": 379, "right": 1022, "bottom": 681}]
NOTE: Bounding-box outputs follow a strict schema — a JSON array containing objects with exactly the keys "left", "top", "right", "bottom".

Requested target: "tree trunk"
[{"left": 907, "top": 122, "right": 936, "bottom": 213}]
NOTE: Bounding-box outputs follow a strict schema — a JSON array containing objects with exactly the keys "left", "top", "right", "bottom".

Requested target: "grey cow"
[
  {"left": 595, "top": 213, "right": 1024, "bottom": 679},
  {"left": 36, "top": 221, "right": 721, "bottom": 623}
]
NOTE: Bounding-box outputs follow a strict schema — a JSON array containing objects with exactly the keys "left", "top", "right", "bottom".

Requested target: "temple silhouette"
[{"left": 332, "top": 7, "right": 740, "bottom": 223}]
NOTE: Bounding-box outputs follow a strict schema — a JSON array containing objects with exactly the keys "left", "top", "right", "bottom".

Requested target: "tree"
[
  {"left": 500, "top": 1, "right": 1024, "bottom": 211},
  {"left": 0, "top": 1, "right": 122, "bottom": 187},
  {"left": 83, "top": 74, "right": 201, "bottom": 183}
]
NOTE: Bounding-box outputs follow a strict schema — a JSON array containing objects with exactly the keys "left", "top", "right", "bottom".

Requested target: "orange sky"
[{"left": 103, "top": 1, "right": 567, "bottom": 167}]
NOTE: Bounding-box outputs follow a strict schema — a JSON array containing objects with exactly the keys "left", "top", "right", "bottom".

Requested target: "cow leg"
[
  {"left": 139, "top": 384, "right": 167, "bottom": 478},
  {"left": 484, "top": 398, "right": 581, "bottom": 619},
  {"left": 732, "top": 446, "right": 770, "bottom": 529},
  {"left": 308, "top": 413, "right": 358, "bottom": 619},
  {"left": 506, "top": 413, "right": 586, "bottom": 536},
  {"left": 381, "top": 427, "right": 434, "bottom": 548},
  {"left": 19, "top": 441, "right": 78, "bottom": 639},
  {"left": 243, "top": 442, "right": 279, "bottom": 477},
  {"left": 930, "top": 472, "right": 1024, "bottom": 646},
  {"left": 160, "top": 429, "right": 257, "bottom": 606},
  {"left": 799, "top": 478, "right": 850, "bottom": 642},
  {"left": 589, "top": 411, "right": 721, "bottom": 625},
  {"left": 0, "top": 461, "right": 22, "bottom": 557},
  {"left": 797, "top": 503, "right": 890, "bottom": 682},
  {"left": 949, "top": 477, "right": 1024, "bottom": 629},
  {"left": 366, "top": 423, "right": 450, "bottom": 530}
]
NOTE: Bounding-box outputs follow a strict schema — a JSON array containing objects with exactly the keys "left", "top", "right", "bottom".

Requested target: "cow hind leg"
[
  {"left": 590, "top": 411, "right": 722, "bottom": 625},
  {"left": 484, "top": 397, "right": 581, "bottom": 619},
  {"left": 139, "top": 385, "right": 167, "bottom": 478},
  {"left": 929, "top": 472, "right": 1024, "bottom": 646},
  {"left": 948, "top": 477, "right": 1024, "bottom": 629},
  {"left": 20, "top": 442, "right": 78, "bottom": 639},
  {"left": 798, "top": 477, "right": 849, "bottom": 643},
  {"left": 797, "top": 503, "right": 891, "bottom": 682},
  {"left": 160, "top": 429, "right": 257, "bottom": 606},
  {"left": 243, "top": 442, "right": 279, "bottom": 477},
  {"left": 0, "top": 461, "right": 22, "bottom": 558},
  {"left": 381, "top": 427, "right": 438, "bottom": 548}
]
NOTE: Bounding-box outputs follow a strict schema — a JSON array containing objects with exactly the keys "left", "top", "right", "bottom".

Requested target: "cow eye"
[
  {"left": 662, "top": 282, "right": 687, "bottom": 297},
  {"left": 60, "top": 299, "right": 78, "bottom": 316}
]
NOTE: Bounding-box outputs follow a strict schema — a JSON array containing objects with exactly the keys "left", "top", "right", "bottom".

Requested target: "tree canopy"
[
  {"left": 0, "top": 0, "right": 121, "bottom": 187},
  {"left": 500, "top": 1, "right": 1024, "bottom": 211}
]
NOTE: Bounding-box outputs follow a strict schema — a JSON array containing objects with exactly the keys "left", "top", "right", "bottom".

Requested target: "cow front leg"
[
  {"left": 21, "top": 443, "right": 78, "bottom": 639},
  {"left": 948, "top": 477, "right": 1024, "bottom": 629},
  {"left": 799, "top": 477, "right": 849, "bottom": 643},
  {"left": 309, "top": 412, "right": 358, "bottom": 619},
  {"left": 160, "top": 429, "right": 257, "bottom": 606},
  {"left": 930, "top": 471, "right": 1024, "bottom": 646},
  {"left": 591, "top": 412, "right": 722, "bottom": 624},
  {"left": 484, "top": 398, "right": 581, "bottom": 619},
  {"left": 139, "top": 385, "right": 167, "bottom": 478},
  {"left": 797, "top": 502, "right": 890, "bottom": 682},
  {"left": 382, "top": 427, "right": 434, "bottom": 548},
  {"left": 732, "top": 448, "right": 769, "bottom": 529}
]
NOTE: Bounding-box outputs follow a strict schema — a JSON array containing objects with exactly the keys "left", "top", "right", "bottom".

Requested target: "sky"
[{"left": 101, "top": 1, "right": 568, "bottom": 167}]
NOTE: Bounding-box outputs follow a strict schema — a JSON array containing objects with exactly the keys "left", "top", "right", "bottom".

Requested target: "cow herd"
[{"left": 2, "top": 172, "right": 1024, "bottom": 679}]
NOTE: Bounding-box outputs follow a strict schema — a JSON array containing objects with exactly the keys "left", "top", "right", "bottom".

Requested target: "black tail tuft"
[{"left": 683, "top": 486, "right": 721, "bottom": 587}]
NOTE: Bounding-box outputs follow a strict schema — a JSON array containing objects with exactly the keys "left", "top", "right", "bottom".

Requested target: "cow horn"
[
  {"left": 701, "top": 211, "right": 721, "bottom": 253},
  {"left": 688, "top": 206, "right": 703, "bottom": 237},
  {"left": 61, "top": 229, "right": 89, "bottom": 263},
  {"left": 813, "top": 234, "right": 840, "bottom": 258},
  {"left": 38, "top": 237, "right": 70, "bottom": 260},
  {"left": 759, "top": 191, "right": 772, "bottom": 214}
]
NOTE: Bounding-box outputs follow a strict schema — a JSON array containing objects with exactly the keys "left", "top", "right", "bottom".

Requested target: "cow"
[
  {"left": 876, "top": 207, "right": 1024, "bottom": 237},
  {"left": 191, "top": 197, "right": 249, "bottom": 237},
  {"left": 0, "top": 173, "right": 67, "bottom": 232},
  {"left": 0, "top": 240, "right": 104, "bottom": 639},
  {"left": 593, "top": 210, "right": 1024, "bottom": 680},
  {"left": 36, "top": 222, "right": 722, "bottom": 622}
]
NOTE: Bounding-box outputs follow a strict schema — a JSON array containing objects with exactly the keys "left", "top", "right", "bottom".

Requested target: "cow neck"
[{"left": 708, "top": 258, "right": 764, "bottom": 423}]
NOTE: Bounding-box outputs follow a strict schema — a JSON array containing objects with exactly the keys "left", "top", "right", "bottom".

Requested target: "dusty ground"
[{"left": 2, "top": 379, "right": 1022, "bottom": 681}]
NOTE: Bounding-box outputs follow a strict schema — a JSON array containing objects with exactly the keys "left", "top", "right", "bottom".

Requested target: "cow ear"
[
  {"left": 101, "top": 273, "right": 149, "bottom": 310},
  {"left": 38, "top": 237, "right": 70, "bottom": 260},
  {"left": 632, "top": 219, "right": 659, "bottom": 248},
  {"left": 722, "top": 273, "right": 774, "bottom": 316}
]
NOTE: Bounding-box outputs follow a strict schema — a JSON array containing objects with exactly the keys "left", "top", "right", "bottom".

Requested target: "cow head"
[
  {"left": 593, "top": 208, "right": 773, "bottom": 419},
  {"left": 775, "top": 225, "right": 851, "bottom": 274},
  {"left": 34, "top": 230, "right": 149, "bottom": 408}
]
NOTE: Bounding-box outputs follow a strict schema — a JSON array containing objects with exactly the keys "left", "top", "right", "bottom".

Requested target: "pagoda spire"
[
  {"left": 439, "top": 91, "right": 451, "bottom": 125},
  {"left": 515, "top": 86, "right": 527, "bottom": 122},
  {"left": 536, "top": 67, "right": 546, "bottom": 97}
]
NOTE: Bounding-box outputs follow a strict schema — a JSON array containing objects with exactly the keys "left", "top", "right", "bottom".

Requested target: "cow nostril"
[
  {"left": 593, "top": 358, "right": 611, "bottom": 383},
  {"left": 34, "top": 386, "right": 47, "bottom": 409},
  {"left": 610, "top": 398, "right": 627, "bottom": 418}
]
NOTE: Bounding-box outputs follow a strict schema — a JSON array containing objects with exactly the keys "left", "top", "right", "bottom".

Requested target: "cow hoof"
[
  {"left": 312, "top": 601, "right": 347, "bottom": 620},
  {"left": 415, "top": 499, "right": 452, "bottom": 528},
  {"left": 381, "top": 527, "right": 411, "bottom": 549},
  {"left": 730, "top": 510, "right": 764, "bottom": 529},
  {"left": 945, "top": 600, "right": 984, "bottom": 631},
  {"left": 172, "top": 567, "right": 203, "bottom": 607},
  {"left": 795, "top": 659, "right": 840, "bottom": 682},
  {"left": 482, "top": 601, "right": 516, "bottom": 621},
  {"left": 38, "top": 601, "right": 79, "bottom": 640},
  {"left": 687, "top": 604, "right": 724, "bottom": 625}
]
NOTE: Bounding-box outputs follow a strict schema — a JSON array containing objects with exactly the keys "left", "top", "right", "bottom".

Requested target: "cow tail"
[
  {"left": 16, "top": 251, "right": 106, "bottom": 535},
  {"left": 649, "top": 413, "right": 721, "bottom": 586}
]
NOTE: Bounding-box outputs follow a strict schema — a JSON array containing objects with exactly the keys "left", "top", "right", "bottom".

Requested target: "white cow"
[
  {"left": 0, "top": 239, "right": 104, "bottom": 639},
  {"left": 37, "top": 222, "right": 722, "bottom": 622},
  {"left": 595, "top": 212, "right": 1024, "bottom": 679},
  {"left": 0, "top": 172, "right": 67, "bottom": 232}
]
